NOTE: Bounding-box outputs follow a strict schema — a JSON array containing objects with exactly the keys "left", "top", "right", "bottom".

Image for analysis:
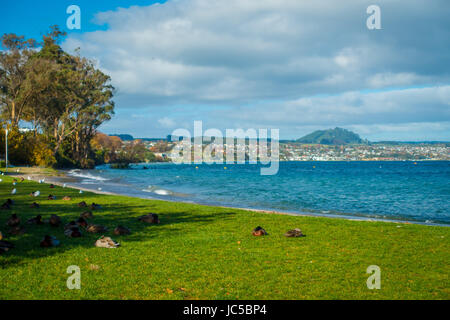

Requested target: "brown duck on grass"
[
  {"left": 49, "top": 214, "right": 62, "bottom": 227},
  {"left": 90, "top": 203, "right": 102, "bottom": 210},
  {"left": 86, "top": 224, "right": 108, "bottom": 234},
  {"left": 0, "top": 238, "right": 14, "bottom": 254},
  {"left": 284, "top": 228, "right": 306, "bottom": 238},
  {"left": 138, "top": 213, "right": 160, "bottom": 224},
  {"left": 78, "top": 201, "right": 87, "bottom": 208},
  {"left": 64, "top": 226, "right": 82, "bottom": 238},
  {"left": 76, "top": 217, "right": 88, "bottom": 228},
  {"left": 27, "top": 215, "right": 43, "bottom": 225},
  {"left": 9, "top": 226, "right": 26, "bottom": 235},
  {"left": 113, "top": 226, "right": 131, "bottom": 236},
  {"left": 80, "top": 211, "right": 93, "bottom": 219},
  {"left": 6, "top": 214, "right": 20, "bottom": 227},
  {"left": 40, "top": 235, "right": 60, "bottom": 248},
  {"left": 47, "top": 195, "right": 56, "bottom": 200},
  {"left": 30, "top": 202, "right": 40, "bottom": 209},
  {"left": 1, "top": 202, "right": 11, "bottom": 210},
  {"left": 62, "top": 196, "right": 72, "bottom": 201},
  {"left": 252, "top": 226, "right": 268, "bottom": 236}
]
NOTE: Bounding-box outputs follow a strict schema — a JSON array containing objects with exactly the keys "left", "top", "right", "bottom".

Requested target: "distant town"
[{"left": 111, "top": 128, "right": 450, "bottom": 162}]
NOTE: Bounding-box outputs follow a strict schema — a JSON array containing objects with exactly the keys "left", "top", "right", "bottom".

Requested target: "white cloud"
[{"left": 158, "top": 117, "right": 176, "bottom": 128}]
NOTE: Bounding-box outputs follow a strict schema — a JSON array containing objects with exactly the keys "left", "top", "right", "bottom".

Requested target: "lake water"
[{"left": 66, "top": 161, "right": 450, "bottom": 225}]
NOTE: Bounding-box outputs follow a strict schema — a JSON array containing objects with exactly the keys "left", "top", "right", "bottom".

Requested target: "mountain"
[
  {"left": 109, "top": 134, "right": 134, "bottom": 141},
  {"left": 297, "top": 127, "right": 366, "bottom": 145}
]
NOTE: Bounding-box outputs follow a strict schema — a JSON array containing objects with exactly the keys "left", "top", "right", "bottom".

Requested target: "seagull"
[
  {"left": 98, "top": 187, "right": 102, "bottom": 191},
  {"left": 79, "top": 190, "right": 83, "bottom": 194},
  {"left": 33, "top": 191, "right": 40, "bottom": 197},
  {"left": 11, "top": 188, "right": 17, "bottom": 195},
  {"left": 12, "top": 182, "right": 16, "bottom": 186},
  {"left": 0, "top": 179, "right": 2, "bottom": 182},
  {"left": 63, "top": 183, "right": 67, "bottom": 188},
  {"left": 27, "top": 176, "right": 31, "bottom": 180}
]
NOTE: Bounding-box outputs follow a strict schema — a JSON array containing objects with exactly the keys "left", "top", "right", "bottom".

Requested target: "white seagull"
[{"left": 11, "top": 188, "right": 17, "bottom": 195}]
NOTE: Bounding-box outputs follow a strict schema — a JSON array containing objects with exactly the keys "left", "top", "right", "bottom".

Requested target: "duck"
[
  {"left": 40, "top": 235, "right": 60, "bottom": 248},
  {"left": 80, "top": 211, "right": 93, "bottom": 219},
  {"left": 113, "top": 226, "right": 131, "bottom": 236},
  {"left": 11, "top": 188, "right": 17, "bottom": 195},
  {"left": 6, "top": 214, "right": 20, "bottom": 227},
  {"left": 30, "top": 191, "right": 40, "bottom": 197},
  {"left": 1, "top": 202, "right": 11, "bottom": 210},
  {"left": 62, "top": 196, "right": 71, "bottom": 201},
  {"left": 0, "top": 239, "right": 14, "bottom": 254},
  {"left": 78, "top": 201, "right": 87, "bottom": 208},
  {"left": 252, "top": 226, "right": 268, "bottom": 236},
  {"left": 94, "top": 236, "right": 120, "bottom": 248},
  {"left": 138, "top": 213, "right": 160, "bottom": 224},
  {"left": 90, "top": 203, "right": 102, "bottom": 210},
  {"left": 64, "top": 221, "right": 78, "bottom": 230},
  {"left": 9, "top": 226, "right": 25, "bottom": 235},
  {"left": 76, "top": 217, "right": 88, "bottom": 228},
  {"left": 49, "top": 184, "right": 55, "bottom": 189},
  {"left": 49, "top": 214, "right": 62, "bottom": 227},
  {"left": 47, "top": 195, "right": 56, "bottom": 200},
  {"left": 6, "top": 199, "right": 13, "bottom": 206},
  {"left": 29, "top": 202, "right": 40, "bottom": 209},
  {"left": 64, "top": 226, "right": 82, "bottom": 238},
  {"left": 27, "top": 215, "right": 43, "bottom": 225},
  {"left": 284, "top": 228, "right": 305, "bottom": 238},
  {"left": 86, "top": 224, "right": 108, "bottom": 234}
]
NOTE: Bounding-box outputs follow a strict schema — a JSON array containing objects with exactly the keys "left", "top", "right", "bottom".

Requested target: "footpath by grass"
[{"left": 0, "top": 173, "right": 449, "bottom": 300}]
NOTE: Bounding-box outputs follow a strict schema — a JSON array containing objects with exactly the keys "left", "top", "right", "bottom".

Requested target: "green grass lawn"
[{"left": 0, "top": 174, "right": 449, "bottom": 300}]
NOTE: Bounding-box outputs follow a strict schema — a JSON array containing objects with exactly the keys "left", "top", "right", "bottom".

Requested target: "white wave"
[
  {"left": 68, "top": 169, "right": 109, "bottom": 181},
  {"left": 154, "top": 189, "right": 171, "bottom": 195}
]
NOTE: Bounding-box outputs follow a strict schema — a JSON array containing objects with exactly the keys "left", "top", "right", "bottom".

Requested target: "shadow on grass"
[{"left": 0, "top": 186, "right": 236, "bottom": 267}]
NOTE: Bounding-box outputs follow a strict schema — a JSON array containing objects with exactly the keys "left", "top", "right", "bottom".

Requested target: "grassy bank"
[{"left": 0, "top": 174, "right": 448, "bottom": 300}]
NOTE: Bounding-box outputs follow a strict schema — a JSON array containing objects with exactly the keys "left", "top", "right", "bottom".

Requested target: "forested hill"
[{"left": 297, "top": 127, "right": 367, "bottom": 145}]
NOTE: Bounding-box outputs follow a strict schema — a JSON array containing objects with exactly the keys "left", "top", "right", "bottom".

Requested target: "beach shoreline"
[{"left": 6, "top": 166, "right": 449, "bottom": 228}]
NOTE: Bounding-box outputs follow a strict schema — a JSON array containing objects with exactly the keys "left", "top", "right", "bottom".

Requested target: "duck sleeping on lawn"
[
  {"left": 47, "top": 195, "right": 56, "bottom": 200},
  {"left": 9, "top": 226, "right": 25, "bottom": 235},
  {"left": 252, "top": 226, "right": 268, "bottom": 236},
  {"left": 40, "top": 235, "right": 60, "bottom": 248},
  {"left": 90, "top": 203, "right": 102, "bottom": 210},
  {"left": 94, "top": 236, "right": 120, "bottom": 248},
  {"left": 86, "top": 224, "right": 108, "bottom": 234},
  {"left": 138, "top": 213, "right": 160, "bottom": 224},
  {"left": 64, "top": 226, "right": 82, "bottom": 238},
  {"left": 0, "top": 239, "right": 14, "bottom": 254},
  {"left": 6, "top": 214, "right": 20, "bottom": 227},
  {"left": 49, "top": 214, "right": 62, "bottom": 227},
  {"left": 284, "top": 228, "right": 306, "bottom": 237},
  {"left": 78, "top": 201, "right": 87, "bottom": 208},
  {"left": 62, "top": 196, "right": 71, "bottom": 201},
  {"left": 113, "top": 226, "right": 131, "bottom": 236},
  {"left": 27, "top": 215, "right": 43, "bottom": 225},
  {"left": 29, "top": 202, "right": 40, "bottom": 209},
  {"left": 80, "top": 211, "right": 93, "bottom": 219}
]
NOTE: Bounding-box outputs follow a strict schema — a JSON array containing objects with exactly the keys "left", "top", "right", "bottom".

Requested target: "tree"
[{"left": 0, "top": 33, "right": 37, "bottom": 126}]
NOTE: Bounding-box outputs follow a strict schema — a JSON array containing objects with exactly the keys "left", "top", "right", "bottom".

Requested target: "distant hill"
[
  {"left": 109, "top": 134, "right": 134, "bottom": 141},
  {"left": 297, "top": 127, "right": 366, "bottom": 145}
]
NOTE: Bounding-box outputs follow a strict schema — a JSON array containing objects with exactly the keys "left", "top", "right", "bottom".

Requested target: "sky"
[{"left": 1, "top": 0, "right": 450, "bottom": 141}]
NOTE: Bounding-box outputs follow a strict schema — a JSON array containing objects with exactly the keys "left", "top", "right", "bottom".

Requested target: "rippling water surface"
[{"left": 67, "top": 161, "right": 450, "bottom": 224}]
